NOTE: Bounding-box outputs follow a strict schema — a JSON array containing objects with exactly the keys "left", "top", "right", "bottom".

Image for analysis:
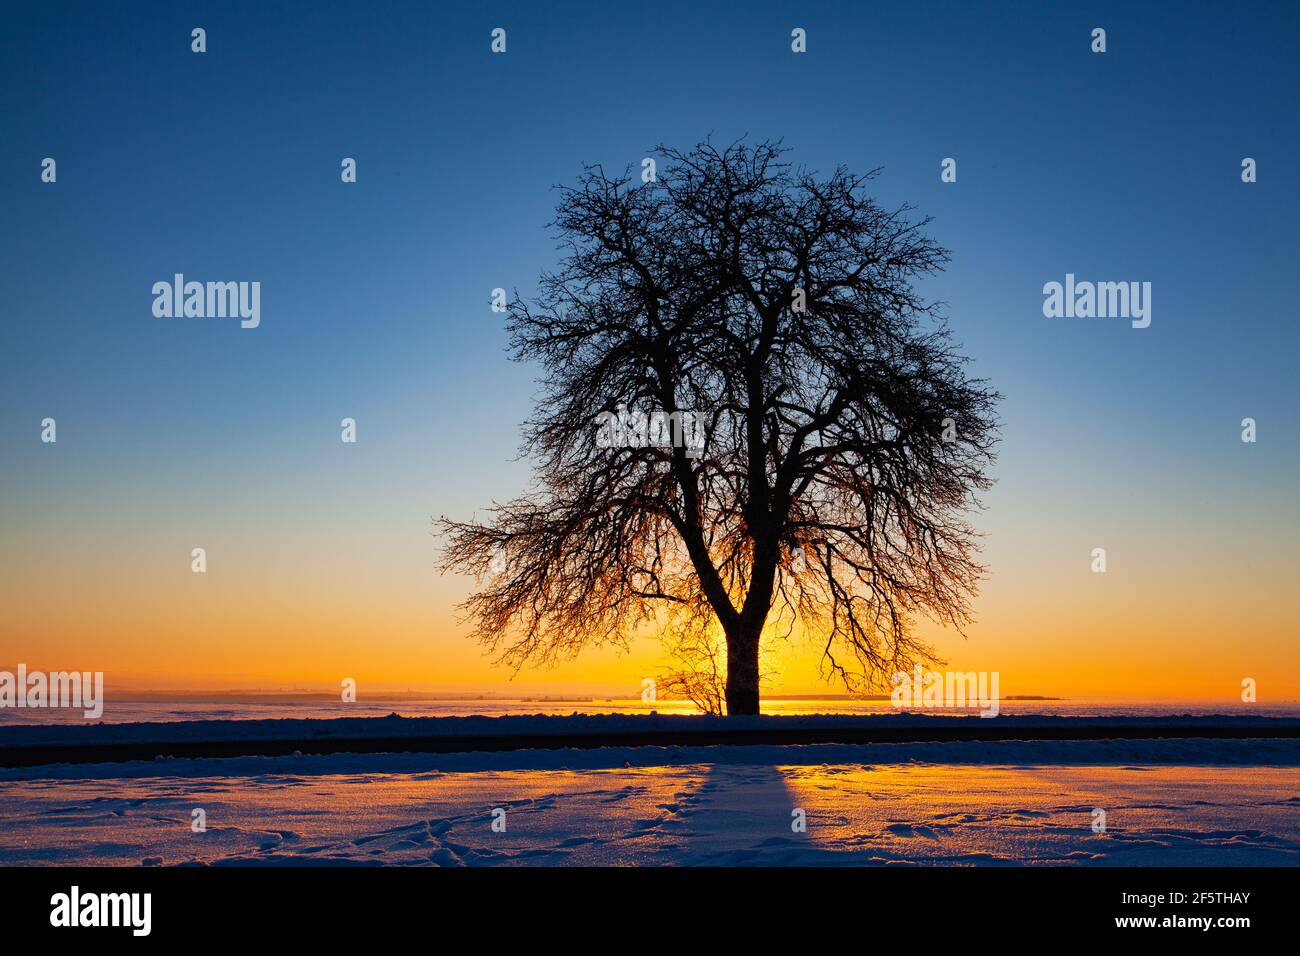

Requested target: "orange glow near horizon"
[
  {"left": 4, "top": 527, "right": 1296, "bottom": 702},
  {"left": 4, "top": 436, "right": 1296, "bottom": 704}
]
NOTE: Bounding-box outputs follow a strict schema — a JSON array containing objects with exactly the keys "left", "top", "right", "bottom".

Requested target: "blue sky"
[{"left": 2, "top": 1, "right": 1296, "bottom": 692}]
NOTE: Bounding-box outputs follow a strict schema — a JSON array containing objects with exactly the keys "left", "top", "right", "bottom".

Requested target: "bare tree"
[
  {"left": 438, "top": 139, "right": 999, "bottom": 716},
  {"left": 655, "top": 626, "right": 780, "bottom": 717},
  {"left": 655, "top": 629, "right": 728, "bottom": 717}
]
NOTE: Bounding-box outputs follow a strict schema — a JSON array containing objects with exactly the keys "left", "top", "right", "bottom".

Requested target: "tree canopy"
[{"left": 438, "top": 139, "right": 999, "bottom": 715}]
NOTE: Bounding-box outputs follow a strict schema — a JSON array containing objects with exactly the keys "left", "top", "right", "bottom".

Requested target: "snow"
[
  {"left": 0, "top": 751, "right": 1294, "bottom": 866},
  {"left": 2, "top": 717, "right": 1294, "bottom": 866},
  {"left": 0, "top": 738, "right": 1294, "bottom": 868}
]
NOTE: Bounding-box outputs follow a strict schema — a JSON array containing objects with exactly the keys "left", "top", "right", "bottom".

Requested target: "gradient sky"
[{"left": 2, "top": 1, "right": 1297, "bottom": 701}]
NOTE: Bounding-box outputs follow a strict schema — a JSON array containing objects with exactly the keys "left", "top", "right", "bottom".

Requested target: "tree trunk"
[{"left": 724, "top": 623, "right": 761, "bottom": 716}]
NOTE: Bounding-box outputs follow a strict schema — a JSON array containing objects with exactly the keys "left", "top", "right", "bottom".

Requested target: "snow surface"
[{"left": 0, "top": 740, "right": 1296, "bottom": 866}]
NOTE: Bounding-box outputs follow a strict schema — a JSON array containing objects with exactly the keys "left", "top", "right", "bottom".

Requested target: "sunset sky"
[{"left": 2, "top": 2, "right": 1296, "bottom": 702}]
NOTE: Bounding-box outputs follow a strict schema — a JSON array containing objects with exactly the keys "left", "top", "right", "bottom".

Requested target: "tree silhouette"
[{"left": 438, "top": 140, "right": 998, "bottom": 716}]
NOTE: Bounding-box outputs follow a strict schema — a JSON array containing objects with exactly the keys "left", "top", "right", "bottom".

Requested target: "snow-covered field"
[{"left": 2, "top": 741, "right": 1296, "bottom": 866}]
